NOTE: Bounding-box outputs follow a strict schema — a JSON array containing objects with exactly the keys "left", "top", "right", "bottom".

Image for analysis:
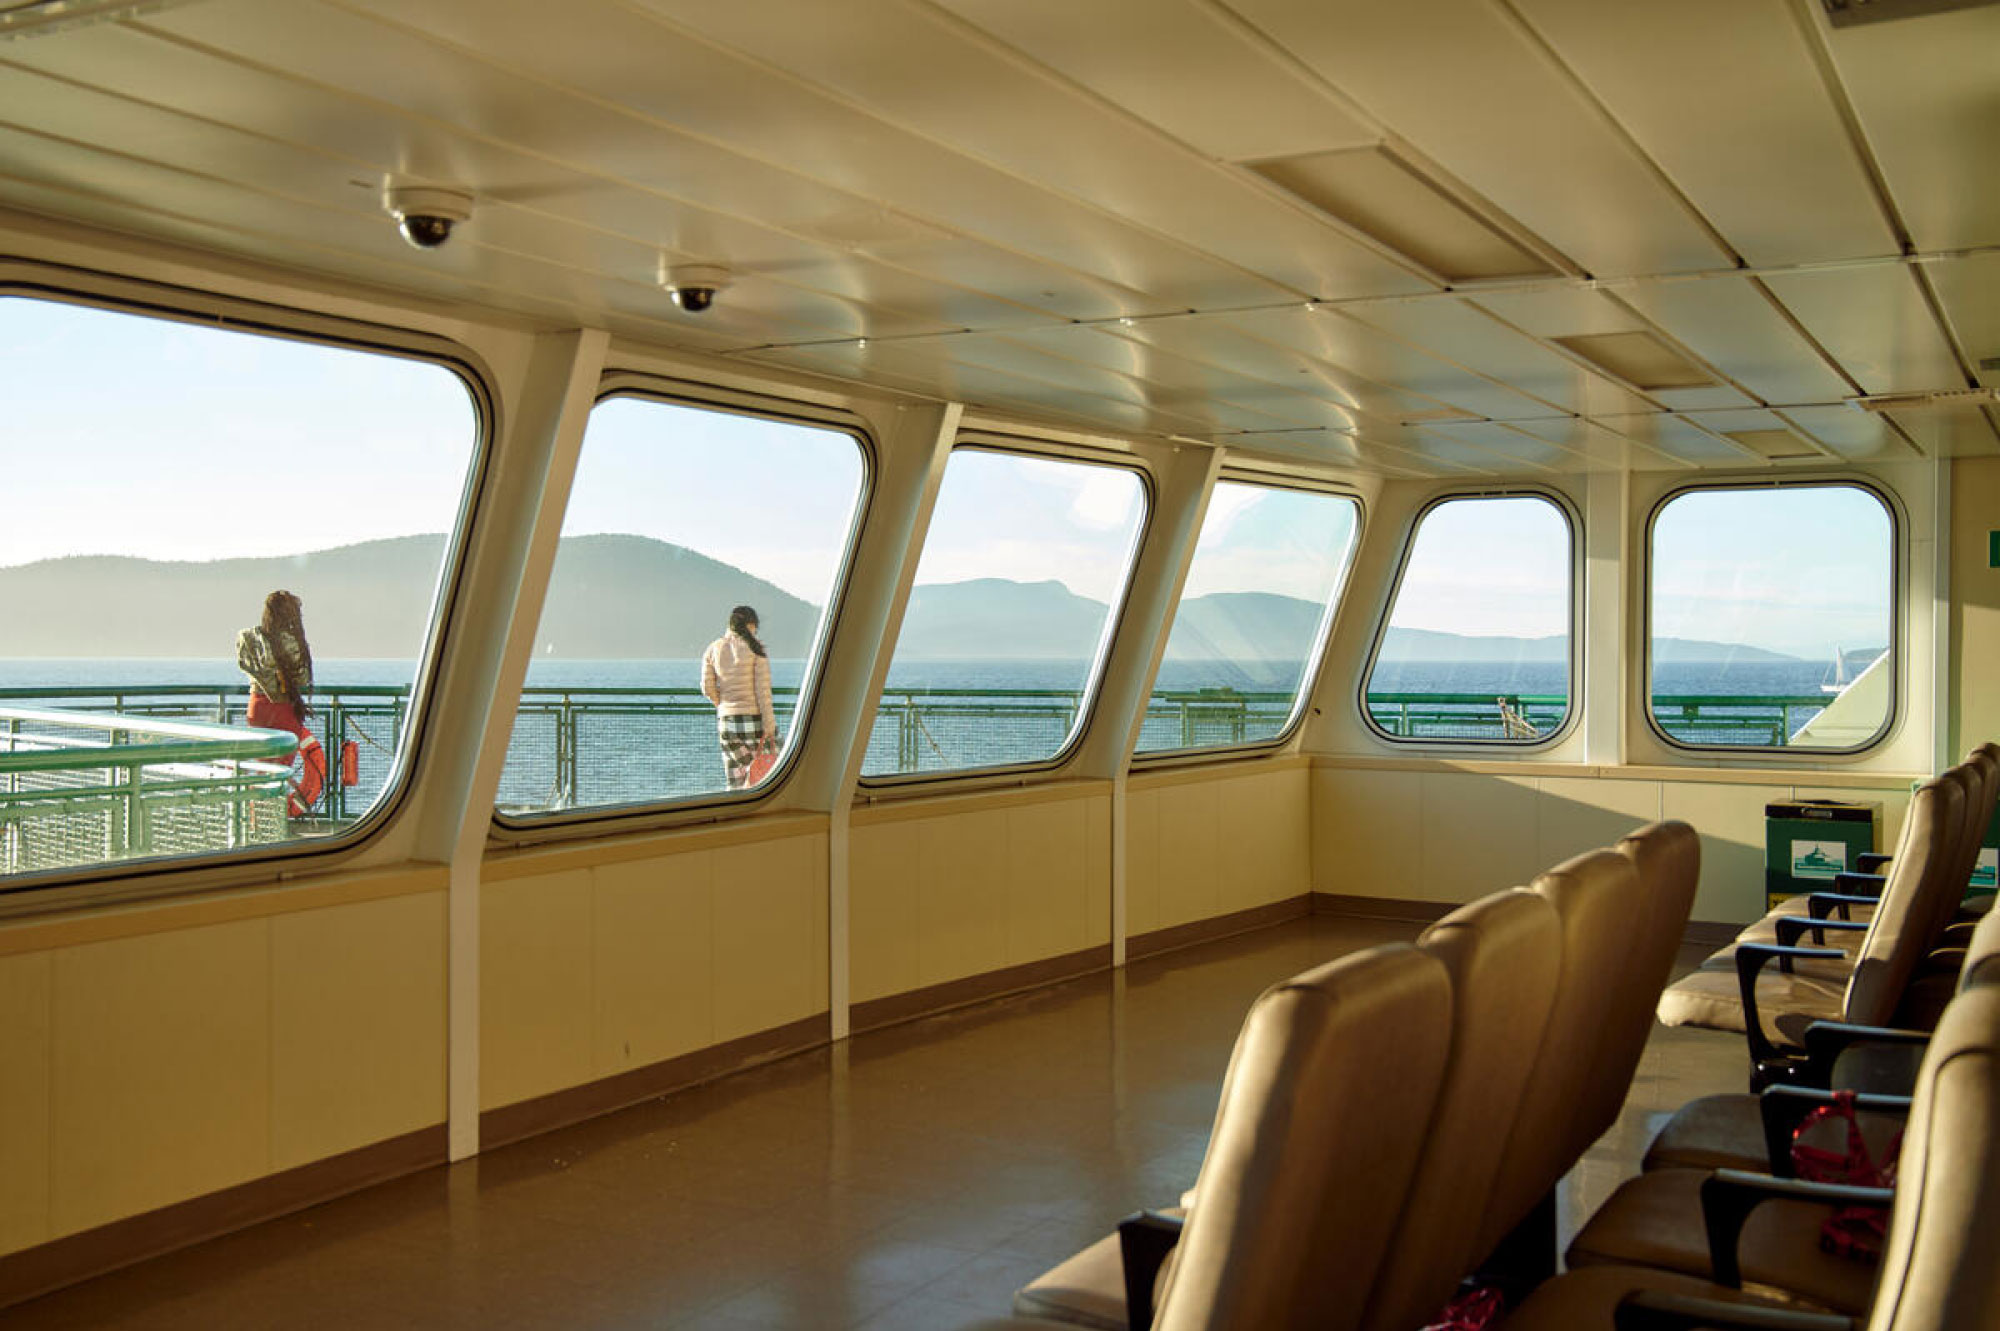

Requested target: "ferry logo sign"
[
  {"left": 1792, "top": 840, "right": 1847, "bottom": 880},
  {"left": 1974, "top": 848, "right": 1998, "bottom": 894}
]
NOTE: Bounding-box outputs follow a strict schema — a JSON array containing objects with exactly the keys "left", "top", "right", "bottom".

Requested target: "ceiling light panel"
[
  {"left": 1224, "top": 0, "right": 1730, "bottom": 276},
  {"left": 934, "top": 0, "right": 1377, "bottom": 164},
  {"left": 1613, "top": 275, "right": 1857, "bottom": 406},
  {"left": 1248, "top": 147, "right": 1557, "bottom": 281},
  {"left": 1725, "top": 428, "right": 1823, "bottom": 460},
  {"left": 1552, "top": 331, "right": 1715, "bottom": 390}
]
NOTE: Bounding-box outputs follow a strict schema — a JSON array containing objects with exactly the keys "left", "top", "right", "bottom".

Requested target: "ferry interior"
[{"left": 1, "top": 0, "right": 1999, "bottom": 1326}]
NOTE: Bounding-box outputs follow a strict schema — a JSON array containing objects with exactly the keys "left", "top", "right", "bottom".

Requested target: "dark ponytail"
[{"left": 729, "top": 604, "right": 767, "bottom": 658}]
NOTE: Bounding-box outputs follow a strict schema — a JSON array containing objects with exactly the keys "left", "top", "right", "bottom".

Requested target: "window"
[
  {"left": 1136, "top": 481, "right": 1360, "bottom": 755},
  {"left": 496, "top": 393, "right": 866, "bottom": 817},
  {"left": 1364, "top": 494, "right": 1574, "bottom": 743},
  {"left": 860, "top": 448, "right": 1146, "bottom": 778},
  {"left": 1648, "top": 483, "right": 1894, "bottom": 750},
  {"left": 0, "top": 293, "right": 482, "bottom": 882}
]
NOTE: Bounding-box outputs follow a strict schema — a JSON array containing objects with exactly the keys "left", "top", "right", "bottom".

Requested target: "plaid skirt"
[{"left": 718, "top": 714, "right": 768, "bottom": 790}]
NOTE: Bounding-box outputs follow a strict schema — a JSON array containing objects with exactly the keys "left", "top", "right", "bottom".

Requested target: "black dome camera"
[
  {"left": 383, "top": 185, "right": 472, "bottom": 251},
  {"left": 662, "top": 264, "right": 734, "bottom": 314}
]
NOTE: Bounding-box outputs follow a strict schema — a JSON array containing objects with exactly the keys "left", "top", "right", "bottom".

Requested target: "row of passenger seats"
[{"left": 971, "top": 820, "right": 1701, "bottom": 1330}]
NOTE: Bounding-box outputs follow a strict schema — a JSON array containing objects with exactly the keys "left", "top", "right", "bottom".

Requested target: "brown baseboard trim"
[
  {"left": 480, "top": 1012, "right": 831, "bottom": 1152},
  {"left": 850, "top": 945, "right": 1112, "bottom": 1034},
  {"left": 0, "top": 1123, "right": 445, "bottom": 1313},
  {"left": 1684, "top": 920, "right": 1741, "bottom": 948},
  {"left": 1127, "top": 895, "right": 1311, "bottom": 962},
  {"left": 1310, "top": 892, "right": 1456, "bottom": 925}
]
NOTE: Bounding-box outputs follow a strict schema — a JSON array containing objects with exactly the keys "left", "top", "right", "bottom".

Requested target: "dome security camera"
[
  {"left": 383, "top": 185, "right": 473, "bottom": 250},
  {"left": 661, "top": 263, "right": 734, "bottom": 314}
]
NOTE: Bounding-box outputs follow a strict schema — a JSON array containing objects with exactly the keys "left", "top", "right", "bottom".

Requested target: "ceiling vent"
[
  {"left": 1727, "top": 429, "right": 1823, "bottom": 460},
  {"left": 1820, "top": 0, "right": 2000, "bottom": 28},
  {"left": 1552, "top": 332, "right": 1714, "bottom": 391},
  {"left": 1247, "top": 146, "right": 1558, "bottom": 283}
]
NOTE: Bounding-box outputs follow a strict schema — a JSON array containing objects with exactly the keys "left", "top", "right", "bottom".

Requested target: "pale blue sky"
[{"left": 2, "top": 295, "right": 1892, "bottom": 659}]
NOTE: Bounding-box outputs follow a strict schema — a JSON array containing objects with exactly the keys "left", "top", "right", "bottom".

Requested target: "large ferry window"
[
  {"left": 1364, "top": 494, "right": 1574, "bottom": 744},
  {"left": 1647, "top": 484, "right": 1894, "bottom": 751},
  {"left": 494, "top": 394, "right": 865, "bottom": 818},
  {"left": 1135, "top": 482, "right": 1360, "bottom": 755},
  {"left": 0, "top": 294, "right": 480, "bottom": 884},
  {"left": 860, "top": 447, "right": 1146, "bottom": 780}
]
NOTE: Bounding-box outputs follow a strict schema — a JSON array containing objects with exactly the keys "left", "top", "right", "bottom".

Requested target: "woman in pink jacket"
[{"left": 700, "top": 605, "right": 778, "bottom": 790}]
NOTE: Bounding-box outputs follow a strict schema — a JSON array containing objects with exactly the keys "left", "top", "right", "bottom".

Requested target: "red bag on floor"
[{"left": 1419, "top": 1285, "right": 1506, "bottom": 1331}]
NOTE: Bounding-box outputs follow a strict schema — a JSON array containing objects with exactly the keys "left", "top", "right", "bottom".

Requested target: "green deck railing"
[
  {"left": 1, "top": 682, "right": 1831, "bottom": 875},
  {"left": 1, "top": 705, "right": 299, "bottom": 875}
]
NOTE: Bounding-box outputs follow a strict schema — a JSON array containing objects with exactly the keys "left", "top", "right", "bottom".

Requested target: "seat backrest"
[
  {"left": 1474, "top": 848, "right": 1639, "bottom": 1258},
  {"left": 1155, "top": 944, "right": 1452, "bottom": 1331},
  {"left": 1846, "top": 775, "right": 1966, "bottom": 1025},
  {"left": 1957, "top": 902, "right": 2000, "bottom": 994},
  {"left": 1575, "top": 821, "right": 1700, "bottom": 1139},
  {"left": 1863, "top": 985, "right": 2000, "bottom": 1331},
  {"left": 1360, "top": 890, "right": 1563, "bottom": 1331}
]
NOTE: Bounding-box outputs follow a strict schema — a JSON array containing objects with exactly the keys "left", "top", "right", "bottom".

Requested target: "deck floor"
[{"left": 5, "top": 915, "right": 1743, "bottom": 1329}]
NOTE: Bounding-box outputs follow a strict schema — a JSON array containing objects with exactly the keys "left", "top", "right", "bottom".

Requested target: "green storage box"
[
  {"left": 1971, "top": 796, "right": 1999, "bottom": 899},
  {"left": 1765, "top": 799, "right": 1881, "bottom": 910}
]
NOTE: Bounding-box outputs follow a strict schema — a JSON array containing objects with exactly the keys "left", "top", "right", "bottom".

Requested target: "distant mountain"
[
  {"left": 893, "top": 578, "right": 1110, "bottom": 659},
  {"left": 0, "top": 534, "right": 810, "bottom": 659}
]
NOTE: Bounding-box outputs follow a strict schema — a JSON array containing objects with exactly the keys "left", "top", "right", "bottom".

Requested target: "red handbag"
[{"left": 744, "top": 750, "right": 778, "bottom": 785}]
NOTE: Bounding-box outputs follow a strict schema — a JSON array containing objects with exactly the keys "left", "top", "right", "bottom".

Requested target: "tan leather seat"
[
  {"left": 1016, "top": 944, "right": 1454, "bottom": 1331},
  {"left": 1505, "top": 983, "right": 2000, "bottom": 1329},
  {"left": 1642, "top": 904, "right": 2000, "bottom": 1176},
  {"left": 1656, "top": 776, "right": 1966, "bottom": 1056}
]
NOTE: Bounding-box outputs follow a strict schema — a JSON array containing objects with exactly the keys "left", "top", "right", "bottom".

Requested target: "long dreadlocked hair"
[{"left": 262, "top": 589, "right": 314, "bottom": 714}]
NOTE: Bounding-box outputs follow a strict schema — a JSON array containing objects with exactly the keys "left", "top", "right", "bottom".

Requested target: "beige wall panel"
[
  {"left": 50, "top": 920, "right": 270, "bottom": 1238},
  {"left": 1954, "top": 458, "right": 2000, "bottom": 754},
  {"left": 711, "top": 835, "right": 827, "bottom": 1043},
  {"left": 0, "top": 952, "right": 51, "bottom": 1256},
  {"left": 1660, "top": 783, "right": 1789, "bottom": 924},
  {"left": 1216, "top": 769, "right": 1310, "bottom": 911},
  {"left": 1419, "top": 773, "right": 1546, "bottom": 903},
  {"left": 1312, "top": 767, "right": 1425, "bottom": 898},
  {"left": 849, "top": 821, "right": 922, "bottom": 1005},
  {"left": 592, "top": 854, "right": 715, "bottom": 1076},
  {"left": 270, "top": 893, "right": 446, "bottom": 1173},
  {"left": 1124, "top": 787, "right": 1164, "bottom": 938},
  {"left": 1535, "top": 777, "right": 1662, "bottom": 869},
  {"left": 1084, "top": 793, "right": 1112, "bottom": 947},
  {"left": 481, "top": 870, "right": 593, "bottom": 1112},
  {"left": 917, "top": 809, "right": 1012, "bottom": 989},
  {"left": 1005, "top": 799, "right": 1091, "bottom": 965},
  {"left": 1152, "top": 782, "right": 1222, "bottom": 931}
]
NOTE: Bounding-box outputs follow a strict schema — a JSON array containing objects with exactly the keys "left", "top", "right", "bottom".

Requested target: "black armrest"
[
  {"left": 1831, "top": 871, "right": 1885, "bottom": 898},
  {"left": 1855, "top": 853, "right": 1894, "bottom": 874},
  {"left": 1734, "top": 943, "right": 1844, "bottom": 1080},
  {"left": 1799, "top": 1020, "right": 1931, "bottom": 1090},
  {"left": 1775, "top": 915, "right": 1867, "bottom": 947},
  {"left": 1699, "top": 1170, "right": 1893, "bottom": 1288},
  {"left": 1806, "top": 892, "right": 1880, "bottom": 923},
  {"left": 1757, "top": 1085, "right": 1911, "bottom": 1176},
  {"left": 1118, "top": 1209, "right": 1185, "bottom": 1331},
  {"left": 1615, "top": 1289, "right": 1853, "bottom": 1331}
]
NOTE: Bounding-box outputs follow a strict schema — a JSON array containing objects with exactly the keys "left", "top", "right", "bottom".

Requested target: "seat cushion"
[
  {"left": 1641, "top": 1094, "right": 1771, "bottom": 1174},
  {"left": 1654, "top": 964, "right": 1845, "bottom": 1037},
  {"left": 1565, "top": 1168, "right": 1881, "bottom": 1316},
  {"left": 1500, "top": 1263, "right": 1807, "bottom": 1330}
]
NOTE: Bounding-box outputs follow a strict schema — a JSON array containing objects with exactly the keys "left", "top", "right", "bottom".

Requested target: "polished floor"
[{"left": 5, "top": 916, "right": 1743, "bottom": 1329}]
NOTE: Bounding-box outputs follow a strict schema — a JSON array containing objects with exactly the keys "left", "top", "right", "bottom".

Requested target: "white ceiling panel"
[
  {"left": 1511, "top": 0, "right": 1895, "bottom": 265},
  {"left": 1592, "top": 414, "right": 1762, "bottom": 468},
  {"left": 1467, "top": 285, "right": 1644, "bottom": 339},
  {"left": 1924, "top": 252, "right": 2000, "bottom": 376},
  {"left": 931, "top": 0, "right": 1377, "bottom": 164},
  {"left": 1776, "top": 406, "right": 1917, "bottom": 461},
  {"left": 1220, "top": 0, "right": 1731, "bottom": 277},
  {"left": 1763, "top": 264, "right": 1967, "bottom": 396},
  {"left": 1500, "top": 416, "right": 1689, "bottom": 471},
  {"left": 1412, "top": 421, "right": 1589, "bottom": 472},
  {"left": 1343, "top": 299, "right": 1659, "bottom": 416},
  {"left": 1876, "top": 405, "right": 2000, "bottom": 458},
  {"left": 621, "top": 0, "right": 1432, "bottom": 301},
  {"left": 1612, "top": 275, "right": 1858, "bottom": 406},
  {"left": 1817, "top": 2, "right": 2000, "bottom": 252}
]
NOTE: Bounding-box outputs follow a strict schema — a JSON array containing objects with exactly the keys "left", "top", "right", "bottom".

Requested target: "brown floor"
[{"left": 3, "top": 919, "right": 1744, "bottom": 1330}]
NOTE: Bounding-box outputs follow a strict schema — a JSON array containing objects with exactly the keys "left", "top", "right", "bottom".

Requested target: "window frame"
[
  {"left": 1357, "top": 486, "right": 1583, "bottom": 750},
  {"left": 489, "top": 374, "right": 877, "bottom": 834},
  {"left": 856, "top": 435, "right": 1155, "bottom": 789},
  {"left": 1131, "top": 472, "right": 1366, "bottom": 765},
  {"left": 0, "top": 269, "right": 497, "bottom": 907},
  {"left": 1640, "top": 475, "right": 1902, "bottom": 759}
]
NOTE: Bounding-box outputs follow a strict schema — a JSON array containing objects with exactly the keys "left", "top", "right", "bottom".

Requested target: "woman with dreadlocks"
[
  {"left": 237, "top": 590, "right": 325, "bottom": 816},
  {"left": 700, "top": 604, "right": 779, "bottom": 790}
]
